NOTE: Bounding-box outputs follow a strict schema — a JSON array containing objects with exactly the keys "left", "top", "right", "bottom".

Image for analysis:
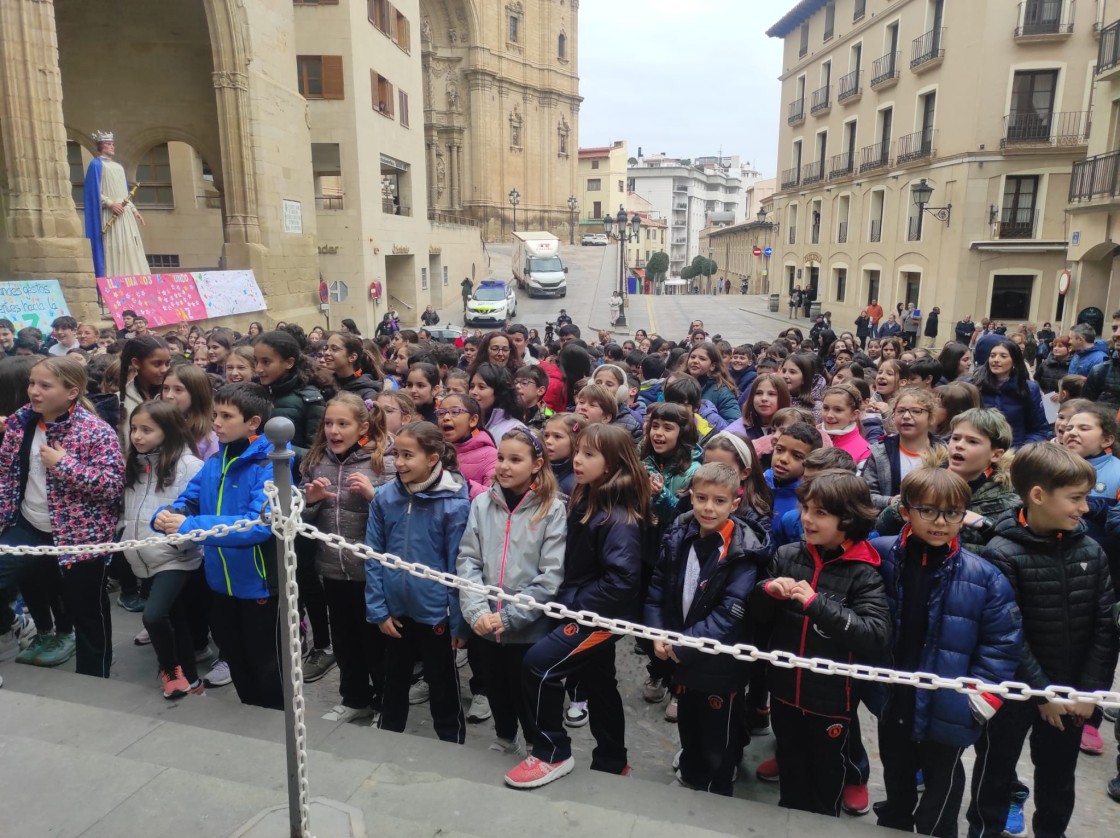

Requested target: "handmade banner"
[
  {"left": 0, "top": 280, "right": 72, "bottom": 330},
  {"left": 96, "top": 270, "right": 265, "bottom": 328}
]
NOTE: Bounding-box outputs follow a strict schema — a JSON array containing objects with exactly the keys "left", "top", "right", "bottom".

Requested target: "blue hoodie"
[
  {"left": 765, "top": 468, "right": 801, "bottom": 532},
  {"left": 1068, "top": 339, "right": 1109, "bottom": 376},
  {"left": 161, "top": 435, "right": 277, "bottom": 600},
  {"left": 365, "top": 469, "right": 471, "bottom": 636}
]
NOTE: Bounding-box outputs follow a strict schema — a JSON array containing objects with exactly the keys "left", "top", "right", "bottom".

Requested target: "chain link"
[{"left": 2, "top": 486, "right": 1116, "bottom": 710}]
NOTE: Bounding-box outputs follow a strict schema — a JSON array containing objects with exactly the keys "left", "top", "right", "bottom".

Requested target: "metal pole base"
[
  {"left": 233, "top": 798, "right": 367, "bottom": 838},
  {"left": 614, "top": 313, "right": 628, "bottom": 329}
]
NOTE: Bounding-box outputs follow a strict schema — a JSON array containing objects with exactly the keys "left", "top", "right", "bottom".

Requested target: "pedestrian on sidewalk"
[
  {"left": 867, "top": 299, "right": 884, "bottom": 339},
  {"left": 789, "top": 287, "right": 802, "bottom": 320}
]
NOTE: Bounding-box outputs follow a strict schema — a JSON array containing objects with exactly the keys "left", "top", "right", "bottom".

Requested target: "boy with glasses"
[{"left": 870, "top": 468, "right": 1022, "bottom": 838}]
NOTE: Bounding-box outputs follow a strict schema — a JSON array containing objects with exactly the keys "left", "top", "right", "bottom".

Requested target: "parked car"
[
  {"left": 424, "top": 325, "right": 465, "bottom": 344},
  {"left": 464, "top": 279, "right": 517, "bottom": 327},
  {"left": 581, "top": 233, "right": 608, "bottom": 246},
  {"left": 581, "top": 234, "right": 597, "bottom": 246}
]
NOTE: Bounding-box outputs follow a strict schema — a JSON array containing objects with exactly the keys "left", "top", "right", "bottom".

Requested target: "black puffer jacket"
[
  {"left": 750, "top": 539, "right": 891, "bottom": 717},
  {"left": 335, "top": 372, "right": 383, "bottom": 401},
  {"left": 1033, "top": 352, "right": 1069, "bottom": 395},
  {"left": 1083, "top": 357, "right": 1120, "bottom": 409},
  {"left": 266, "top": 372, "right": 326, "bottom": 457},
  {"left": 556, "top": 499, "right": 644, "bottom": 620},
  {"left": 645, "top": 513, "right": 771, "bottom": 693},
  {"left": 982, "top": 508, "right": 1118, "bottom": 693}
]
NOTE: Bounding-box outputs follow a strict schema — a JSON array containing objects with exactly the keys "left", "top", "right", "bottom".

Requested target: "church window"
[
  {"left": 135, "top": 144, "right": 174, "bottom": 209},
  {"left": 509, "top": 15, "right": 520, "bottom": 43},
  {"left": 558, "top": 33, "right": 567, "bottom": 60}
]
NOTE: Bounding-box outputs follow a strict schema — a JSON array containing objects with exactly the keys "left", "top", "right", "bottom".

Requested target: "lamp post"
[
  {"left": 509, "top": 188, "right": 520, "bottom": 233},
  {"left": 910, "top": 178, "right": 951, "bottom": 239},
  {"left": 567, "top": 195, "right": 578, "bottom": 245},
  {"left": 603, "top": 204, "right": 640, "bottom": 328}
]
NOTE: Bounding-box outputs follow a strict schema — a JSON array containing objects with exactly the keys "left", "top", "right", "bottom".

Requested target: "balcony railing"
[
  {"left": 907, "top": 217, "right": 923, "bottom": 241},
  {"left": 829, "top": 151, "right": 854, "bottom": 179},
  {"left": 810, "top": 224, "right": 821, "bottom": 244},
  {"left": 870, "top": 52, "right": 900, "bottom": 88},
  {"left": 859, "top": 140, "right": 892, "bottom": 173},
  {"left": 1015, "top": 1, "right": 1073, "bottom": 37},
  {"left": 1001, "top": 110, "right": 1090, "bottom": 147},
  {"left": 1069, "top": 150, "right": 1120, "bottom": 202},
  {"left": 838, "top": 69, "right": 861, "bottom": 103},
  {"left": 896, "top": 128, "right": 937, "bottom": 164},
  {"left": 788, "top": 98, "right": 806, "bottom": 124},
  {"left": 911, "top": 28, "right": 945, "bottom": 69},
  {"left": 837, "top": 221, "right": 848, "bottom": 243},
  {"left": 316, "top": 195, "right": 344, "bottom": 210},
  {"left": 870, "top": 219, "right": 882, "bottom": 242},
  {"left": 781, "top": 166, "right": 800, "bottom": 190},
  {"left": 802, "top": 160, "right": 824, "bottom": 186},
  {"left": 788, "top": 227, "right": 797, "bottom": 244},
  {"left": 997, "top": 208, "right": 1038, "bottom": 239},
  {"left": 810, "top": 85, "right": 831, "bottom": 114},
  {"left": 1099, "top": 19, "right": 1120, "bottom": 74}
]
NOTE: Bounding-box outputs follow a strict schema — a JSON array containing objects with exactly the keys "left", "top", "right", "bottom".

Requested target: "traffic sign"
[
  {"left": 763, "top": 246, "right": 773, "bottom": 257},
  {"left": 752, "top": 246, "right": 762, "bottom": 256}
]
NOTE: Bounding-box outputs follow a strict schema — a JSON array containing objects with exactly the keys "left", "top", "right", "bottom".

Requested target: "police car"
[{"left": 464, "top": 279, "right": 517, "bottom": 327}]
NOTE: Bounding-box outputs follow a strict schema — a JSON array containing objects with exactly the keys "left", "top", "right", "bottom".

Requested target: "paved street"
[
  {"left": 477, "top": 241, "right": 810, "bottom": 347},
  {"left": 3, "top": 602, "right": 1115, "bottom": 835}
]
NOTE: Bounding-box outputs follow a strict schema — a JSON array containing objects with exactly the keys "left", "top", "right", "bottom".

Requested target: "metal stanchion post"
[{"left": 264, "top": 417, "right": 309, "bottom": 838}]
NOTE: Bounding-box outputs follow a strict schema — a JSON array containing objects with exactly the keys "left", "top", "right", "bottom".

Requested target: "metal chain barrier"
[{"left": 0, "top": 517, "right": 262, "bottom": 559}]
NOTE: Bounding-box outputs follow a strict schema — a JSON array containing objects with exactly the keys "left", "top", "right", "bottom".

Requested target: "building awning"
[{"left": 969, "top": 240, "right": 1068, "bottom": 253}]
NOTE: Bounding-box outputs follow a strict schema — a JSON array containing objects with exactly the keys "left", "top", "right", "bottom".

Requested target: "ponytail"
[
  {"left": 396, "top": 420, "right": 459, "bottom": 471},
  {"left": 118, "top": 335, "right": 168, "bottom": 409}
]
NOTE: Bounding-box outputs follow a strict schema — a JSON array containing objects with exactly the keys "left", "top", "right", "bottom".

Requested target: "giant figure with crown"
[{"left": 83, "top": 131, "right": 150, "bottom": 279}]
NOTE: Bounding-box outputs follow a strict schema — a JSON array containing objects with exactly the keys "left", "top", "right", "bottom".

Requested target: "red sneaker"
[
  {"left": 1081, "top": 724, "right": 1104, "bottom": 755},
  {"left": 160, "top": 666, "right": 190, "bottom": 700},
  {"left": 842, "top": 784, "right": 870, "bottom": 815},
  {"left": 755, "top": 757, "right": 780, "bottom": 782},
  {"left": 504, "top": 755, "right": 575, "bottom": 789}
]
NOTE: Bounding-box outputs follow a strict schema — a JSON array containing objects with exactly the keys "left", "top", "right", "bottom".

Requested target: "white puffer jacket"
[{"left": 119, "top": 451, "right": 204, "bottom": 578}]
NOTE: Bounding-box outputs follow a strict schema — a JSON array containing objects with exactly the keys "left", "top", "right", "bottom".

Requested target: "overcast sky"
[{"left": 578, "top": 1, "right": 786, "bottom": 176}]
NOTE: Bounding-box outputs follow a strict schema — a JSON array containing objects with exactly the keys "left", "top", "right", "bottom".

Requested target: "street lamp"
[
  {"left": 756, "top": 207, "right": 769, "bottom": 225},
  {"left": 603, "top": 204, "right": 640, "bottom": 328},
  {"left": 567, "top": 195, "right": 578, "bottom": 245},
  {"left": 509, "top": 188, "right": 520, "bottom": 233},
  {"left": 910, "top": 178, "right": 951, "bottom": 239}
]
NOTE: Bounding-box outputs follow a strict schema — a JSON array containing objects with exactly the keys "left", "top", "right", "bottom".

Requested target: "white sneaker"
[
  {"left": 204, "top": 659, "right": 232, "bottom": 687},
  {"left": 408, "top": 679, "right": 430, "bottom": 704},
  {"left": 564, "top": 701, "right": 589, "bottom": 728},
  {"left": 467, "top": 694, "right": 492, "bottom": 722},
  {"left": 12, "top": 613, "right": 35, "bottom": 650},
  {"left": 489, "top": 736, "right": 525, "bottom": 757},
  {"left": 133, "top": 629, "right": 151, "bottom": 646},
  {"left": 322, "top": 704, "right": 376, "bottom": 723}
]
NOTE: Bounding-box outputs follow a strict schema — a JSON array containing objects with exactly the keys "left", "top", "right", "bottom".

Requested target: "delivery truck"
[{"left": 512, "top": 231, "right": 567, "bottom": 298}]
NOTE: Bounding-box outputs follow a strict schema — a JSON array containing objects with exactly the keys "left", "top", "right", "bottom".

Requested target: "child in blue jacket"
[
  {"left": 365, "top": 421, "right": 471, "bottom": 743},
  {"left": 154, "top": 383, "right": 280, "bottom": 709}
]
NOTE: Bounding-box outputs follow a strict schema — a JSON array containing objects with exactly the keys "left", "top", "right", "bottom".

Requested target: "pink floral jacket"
[{"left": 0, "top": 404, "right": 124, "bottom": 565}]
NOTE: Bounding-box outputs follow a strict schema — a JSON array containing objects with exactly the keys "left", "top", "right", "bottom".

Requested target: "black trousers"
[
  {"left": 141, "top": 569, "right": 198, "bottom": 683},
  {"left": 475, "top": 638, "right": 535, "bottom": 744},
  {"left": 208, "top": 593, "right": 283, "bottom": 710},
  {"left": 676, "top": 687, "right": 742, "bottom": 796},
  {"left": 966, "top": 699, "right": 1083, "bottom": 838},
  {"left": 878, "top": 714, "right": 967, "bottom": 838},
  {"left": 109, "top": 551, "right": 140, "bottom": 596},
  {"left": 466, "top": 636, "right": 487, "bottom": 696},
  {"left": 183, "top": 567, "right": 212, "bottom": 651},
  {"left": 523, "top": 622, "right": 627, "bottom": 772},
  {"left": 845, "top": 703, "right": 871, "bottom": 785},
  {"left": 322, "top": 577, "right": 383, "bottom": 710},
  {"left": 58, "top": 558, "right": 112, "bottom": 678},
  {"left": 378, "top": 617, "right": 464, "bottom": 743},
  {"left": 295, "top": 536, "right": 330, "bottom": 650},
  {"left": 771, "top": 699, "right": 848, "bottom": 816}
]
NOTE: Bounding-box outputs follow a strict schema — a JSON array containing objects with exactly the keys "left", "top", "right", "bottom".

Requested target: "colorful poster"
[
  {"left": 0, "top": 280, "right": 72, "bottom": 330},
  {"left": 96, "top": 273, "right": 208, "bottom": 328},
  {"left": 193, "top": 270, "right": 268, "bottom": 319}
]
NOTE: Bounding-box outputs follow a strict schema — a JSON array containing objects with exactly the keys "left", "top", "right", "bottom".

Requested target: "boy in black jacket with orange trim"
[
  {"left": 645, "top": 463, "right": 772, "bottom": 796},
  {"left": 749, "top": 469, "right": 891, "bottom": 816}
]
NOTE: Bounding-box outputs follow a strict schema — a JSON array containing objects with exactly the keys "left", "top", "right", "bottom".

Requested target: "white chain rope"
[
  {"left": 266, "top": 485, "right": 312, "bottom": 838},
  {"left": 1, "top": 491, "right": 1116, "bottom": 709}
]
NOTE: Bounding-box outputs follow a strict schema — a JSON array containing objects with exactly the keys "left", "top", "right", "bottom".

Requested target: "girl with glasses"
[{"left": 863, "top": 388, "right": 943, "bottom": 510}]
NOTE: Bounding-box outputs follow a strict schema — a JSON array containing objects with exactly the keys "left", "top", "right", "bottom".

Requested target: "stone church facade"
[{"left": 0, "top": 0, "right": 580, "bottom": 331}]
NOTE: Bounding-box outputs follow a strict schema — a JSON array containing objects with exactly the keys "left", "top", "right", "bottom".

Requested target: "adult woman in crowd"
[
  {"left": 967, "top": 338, "right": 1048, "bottom": 447},
  {"left": 854, "top": 310, "right": 872, "bottom": 350},
  {"left": 469, "top": 331, "right": 520, "bottom": 377},
  {"left": 937, "top": 342, "right": 972, "bottom": 383},
  {"left": 1034, "top": 335, "right": 1071, "bottom": 395}
]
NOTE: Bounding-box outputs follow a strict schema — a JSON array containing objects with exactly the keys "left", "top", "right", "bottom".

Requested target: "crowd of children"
[{"left": 0, "top": 310, "right": 1119, "bottom": 837}]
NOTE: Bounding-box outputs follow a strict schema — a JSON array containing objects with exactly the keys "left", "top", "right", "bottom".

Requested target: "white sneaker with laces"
[
  {"left": 322, "top": 704, "right": 375, "bottom": 723},
  {"left": 12, "top": 613, "right": 36, "bottom": 650},
  {"left": 409, "top": 679, "right": 430, "bottom": 704},
  {"left": 489, "top": 736, "right": 525, "bottom": 757},
  {"left": 204, "top": 659, "right": 232, "bottom": 687},
  {"left": 564, "top": 701, "right": 589, "bottom": 728},
  {"left": 467, "top": 694, "right": 492, "bottom": 722}
]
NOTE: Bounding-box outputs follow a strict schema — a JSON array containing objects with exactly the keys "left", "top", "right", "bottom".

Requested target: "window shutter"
[{"left": 322, "top": 55, "right": 344, "bottom": 99}]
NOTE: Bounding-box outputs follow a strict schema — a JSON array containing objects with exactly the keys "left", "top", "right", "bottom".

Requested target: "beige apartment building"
[
  {"left": 767, "top": 0, "right": 1099, "bottom": 335},
  {"left": 0, "top": 0, "right": 578, "bottom": 332},
  {"left": 577, "top": 141, "right": 630, "bottom": 240},
  {"left": 1067, "top": 12, "right": 1120, "bottom": 317}
]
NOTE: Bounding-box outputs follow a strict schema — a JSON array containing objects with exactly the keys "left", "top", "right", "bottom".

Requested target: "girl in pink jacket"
[{"left": 437, "top": 392, "right": 495, "bottom": 498}]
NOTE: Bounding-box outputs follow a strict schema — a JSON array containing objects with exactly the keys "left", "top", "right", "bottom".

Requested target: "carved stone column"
[
  {"left": 0, "top": 0, "right": 95, "bottom": 316},
  {"left": 211, "top": 69, "right": 261, "bottom": 246},
  {"left": 448, "top": 142, "right": 460, "bottom": 210},
  {"left": 454, "top": 143, "right": 464, "bottom": 211},
  {"left": 426, "top": 138, "right": 439, "bottom": 209}
]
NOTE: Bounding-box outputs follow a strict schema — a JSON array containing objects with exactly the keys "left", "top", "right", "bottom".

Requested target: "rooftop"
[{"left": 766, "top": 0, "right": 830, "bottom": 39}]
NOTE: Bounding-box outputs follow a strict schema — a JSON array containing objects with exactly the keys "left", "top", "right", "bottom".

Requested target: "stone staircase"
[{"left": 0, "top": 663, "right": 880, "bottom": 838}]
